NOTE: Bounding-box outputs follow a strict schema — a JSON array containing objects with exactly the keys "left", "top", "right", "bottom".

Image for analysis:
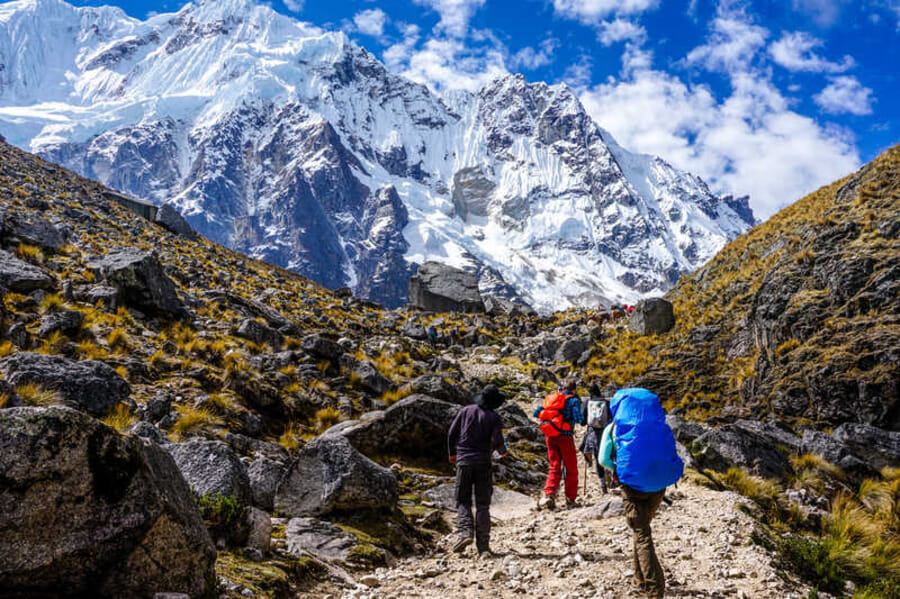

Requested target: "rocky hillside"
[
  {"left": 586, "top": 144, "right": 899, "bottom": 431},
  {"left": 0, "top": 0, "right": 754, "bottom": 311}
]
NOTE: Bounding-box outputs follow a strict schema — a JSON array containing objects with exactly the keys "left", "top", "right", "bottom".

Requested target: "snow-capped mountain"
[{"left": 0, "top": 0, "right": 755, "bottom": 311}]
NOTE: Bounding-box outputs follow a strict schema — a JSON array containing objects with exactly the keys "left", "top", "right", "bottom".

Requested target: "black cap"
[{"left": 477, "top": 384, "right": 507, "bottom": 410}]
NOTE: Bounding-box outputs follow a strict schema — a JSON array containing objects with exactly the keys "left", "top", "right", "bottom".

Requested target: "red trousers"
[{"left": 544, "top": 435, "right": 579, "bottom": 500}]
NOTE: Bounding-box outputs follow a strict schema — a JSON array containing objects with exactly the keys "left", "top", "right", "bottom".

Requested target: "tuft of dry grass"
[
  {"left": 279, "top": 421, "right": 301, "bottom": 451},
  {"left": 16, "top": 243, "right": 44, "bottom": 265},
  {"left": 170, "top": 404, "right": 223, "bottom": 440},
  {"left": 102, "top": 404, "right": 137, "bottom": 433},
  {"left": 314, "top": 407, "right": 342, "bottom": 433},
  {"left": 106, "top": 328, "right": 130, "bottom": 353},
  {"left": 16, "top": 383, "right": 62, "bottom": 407}
]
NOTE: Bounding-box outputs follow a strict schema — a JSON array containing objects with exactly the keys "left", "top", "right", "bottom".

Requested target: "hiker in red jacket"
[{"left": 533, "top": 378, "right": 585, "bottom": 509}]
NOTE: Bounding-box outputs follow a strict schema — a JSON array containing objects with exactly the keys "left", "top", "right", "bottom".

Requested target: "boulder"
[
  {"left": 284, "top": 517, "right": 358, "bottom": 561},
  {"left": 0, "top": 352, "right": 129, "bottom": 416},
  {"left": 0, "top": 249, "right": 54, "bottom": 293},
  {"left": 87, "top": 249, "right": 184, "bottom": 318},
  {"left": 833, "top": 423, "right": 900, "bottom": 470},
  {"left": 301, "top": 335, "right": 344, "bottom": 362},
  {"left": 408, "top": 374, "right": 469, "bottom": 405},
  {"left": 0, "top": 407, "right": 216, "bottom": 598},
  {"left": 5, "top": 215, "right": 66, "bottom": 251},
  {"left": 348, "top": 359, "right": 391, "bottom": 396},
  {"left": 800, "top": 430, "right": 875, "bottom": 478},
  {"left": 401, "top": 319, "right": 428, "bottom": 340},
  {"left": 628, "top": 298, "right": 676, "bottom": 335},
  {"left": 325, "top": 394, "right": 460, "bottom": 462},
  {"left": 155, "top": 204, "right": 197, "bottom": 240},
  {"left": 245, "top": 507, "right": 272, "bottom": 554},
  {"left": 167, "top": 441, "right": 251, "bottom": 505},
  {"left": 555, "top": 336, "right": 592, "bottom": 364},
  {"left": 129, "top": 421, "right": 170, "bottom": 445},
  {"left": 732, "top": 419, "right": 802, "bottom": 455},
  {"left": 247, "top": 455, "right": 287, "bottom": 512},
  {"left": 37, "top": 309, "right": 84, "bottom": 338},
  {"left": 408, "top": 262, "right": 485, "bottom": 313},
  {"left": 666, "top": 415, "right": 708, "bottom": 445},
  {"left": 691, "top": 423, "right": 793, "bottom": 480},
  {"left": 274, "top": 435, "right": 398, "bottom": 517},
  {"left": 236, "top": 319, "right": 284, "bottom": 349},
  {"left": 582, "top": 496, "right": 625, "bottom": 519}
]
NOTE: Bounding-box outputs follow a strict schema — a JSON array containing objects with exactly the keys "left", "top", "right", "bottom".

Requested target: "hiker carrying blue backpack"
[{"left": 599, "top": 388, "right": 683, "bottom": 599}]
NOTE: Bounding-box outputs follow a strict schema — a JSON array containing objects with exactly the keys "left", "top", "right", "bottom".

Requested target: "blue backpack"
[{"left": 609, "top": 388, "right": 683, "bottom": 493}]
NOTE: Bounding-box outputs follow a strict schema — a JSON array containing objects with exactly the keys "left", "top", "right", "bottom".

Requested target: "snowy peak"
[{"left": 0, "top": 0, "right": 754, "bottom": 312}]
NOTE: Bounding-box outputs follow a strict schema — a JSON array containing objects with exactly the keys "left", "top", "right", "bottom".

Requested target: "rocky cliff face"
[
  {"left": 589, "top": 145, "right": 899, "bottom": 432},
  {"left": 0, "top": 0, "right": 754, "bottom": 311}
]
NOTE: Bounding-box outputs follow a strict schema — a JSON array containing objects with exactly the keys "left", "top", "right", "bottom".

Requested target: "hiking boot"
[
  {"left": 477, "top": 549, "right": 494, "bottom": 560},
  {"left": 451, "top": 535, "right": 473, "bottom": 553},
  {"left": 565, "top": 498, "right": 580, "bottom": 509},
  {"left": 538, "top": 494, "right": 556, "bottom": 510}
]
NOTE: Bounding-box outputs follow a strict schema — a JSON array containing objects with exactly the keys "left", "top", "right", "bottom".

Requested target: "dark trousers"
[
  {"left": 455, "top": 462, "right": 493, "bottom": 552},
  {"left": 622, "top": 485, "right": 666, "bottom": 598}
]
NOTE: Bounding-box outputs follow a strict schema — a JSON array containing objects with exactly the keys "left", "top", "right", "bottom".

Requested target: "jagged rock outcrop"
[
  {"left": 832, "top": 423, "right": 900, "bottom": 469},
  {"left": 236, "top": 318, "right": 284, "bottom": 349},
  {"left": 155, "top": 203, "right": 197, "bottom": 240},
  {"left": 36, "top": 309, "right": 84, "bottom": 338},
  {"left": 691, "top": 422, "right": 795, "bottom": 480},
  {"left": 87, "top": 249, "right": 185, "bottom": 318},
  {"left": 0, "top": 407, "right": 216, "bottom": 598},
  {"left": 409, "top": 262, "right": 485, "bottom": 314},
  {"left": 285, "top": 517, "right": 358, "bottom": 561},
  {"left": 274, "top": 435, "right": 398, "bottom": 517},
  {"left": 0, "top": 352, "right": 129, "bottom": 416}
]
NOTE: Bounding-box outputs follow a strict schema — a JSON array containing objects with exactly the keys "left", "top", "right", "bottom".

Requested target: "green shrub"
[
  {"left": 777, "top": 534, "right": 845, "bottom": 595},
  {"left": 856, "top": 577, "right": 900, "bottom": 599},
  {"left": 197, "top": 493, "right": 247, "bottom": 540}
]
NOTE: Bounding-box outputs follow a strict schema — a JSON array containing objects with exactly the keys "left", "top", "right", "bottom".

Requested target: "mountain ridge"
[{"left": 0, "top": 0, "right": 754, "bottom": 311}]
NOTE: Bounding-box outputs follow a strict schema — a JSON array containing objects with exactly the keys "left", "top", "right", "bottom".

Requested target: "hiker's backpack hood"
[{"left": 610, "top": 388, "right": 683, "bottom": 492}]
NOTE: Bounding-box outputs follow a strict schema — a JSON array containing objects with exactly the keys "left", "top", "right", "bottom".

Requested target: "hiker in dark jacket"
[
  {"left": 579, "top": 382, "right": 614, "bottom": 493},
  {"left": 447, "top": 385, "right": 508, "bottom": 555}
]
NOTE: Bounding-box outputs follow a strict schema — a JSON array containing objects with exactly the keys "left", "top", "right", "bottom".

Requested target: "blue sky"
[{"left": 68, "top": 0, "right": 899, "bottom": 218}]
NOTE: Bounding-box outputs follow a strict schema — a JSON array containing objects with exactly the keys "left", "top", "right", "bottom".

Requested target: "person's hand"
[
  {"left": 449, "top": 455, "right": 457, "bottom": 465},
  {"left": 584, "top": 453, "right": 593, "bottom": 466},
  {"left": 498, "top": 452, "right": 508, "bottom": 460}
]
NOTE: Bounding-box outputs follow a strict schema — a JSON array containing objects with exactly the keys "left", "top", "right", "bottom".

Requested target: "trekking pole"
[{"left": 583, "top": 456, "right": 588, "bottom": 498}]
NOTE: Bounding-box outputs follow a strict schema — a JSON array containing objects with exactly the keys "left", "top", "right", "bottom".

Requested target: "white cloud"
[
  {"left": 792, "top": 0, "right": 846, "bottom": 26},
  {"left": 685, "top": 7, "right": 768, "bottom": 72},
  {"left": 413, "top": 0, "right": 486, "bottom": 37},
  {"left": 597, "top": 18, "right": 646, "bottom": 45},
  {"left": 510, "top": 38, "right": 558, "bottom": 70},
  {"left": 283, "top": 0, "right": 303, "bottom": 13},
  {"left": 769, "top": 31, "right": 853, "bottom": 72},
  {"left": 353, "top": 8, "right": 387, "bottom": 37},
  {"left": 561, "top": 55, "right": 594, "bottom": 88},
  {"left": 814, "top": 76, "right": 875, "bottom": 115},
  {"left": 551, "top": 0, "right": 659, "bottom": 23},
  {"left": 579, "top": 14, "right": 861, "bottom": 220},
  {"left": 383, "top": 23, "right": 421, "bottom": 70},
  {"left": 396, "top": 37, "right": 507, "bottom": 92}
]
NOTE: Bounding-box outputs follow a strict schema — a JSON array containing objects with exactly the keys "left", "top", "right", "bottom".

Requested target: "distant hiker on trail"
[
  {"left": 428, "top": 325, "right": 439, "bottom": 347},
  {"left": 447, "top": 384, "right": 508, "bottom": 556},
  {"left": 534, "top": 377, "right": 585, "bottom": 510},
  {"left": 599, "top": 388, "right": 683, "bottom": 598},
  {"left": 579, "top": 382, "right": 614, "bottom": 494}
]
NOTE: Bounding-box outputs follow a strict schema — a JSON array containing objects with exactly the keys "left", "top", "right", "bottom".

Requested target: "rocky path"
[{"left": 317, "top": 478, "right": 813, "bottom": 599}]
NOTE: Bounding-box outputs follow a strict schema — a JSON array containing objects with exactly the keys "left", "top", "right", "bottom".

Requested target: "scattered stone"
[
  {"left": 0, "top": 249, "right": 54, "bottom": 293},
  {"left": 87, "top": 249, "right": 184, "bottom": 318},
  {"left": 628, "top": 297, "right": 676, "bottom": 335},
  {"left": 155, "top": 203, "right": 197, "bottom": 240},
  {"left": 301, "top": 335, "right": 345, "bottom": 361},
  {"left": 167, "top": 440, "right": 251, "bottom": 505},
  {"left": 0, "top": 352, "right": 129, "bottom": 416},
  {"left": 284, "top": 517, "right": 358, "bottom": 561},
  {"left": 408, "top": 262, "right": 485, "bottom": 313},
  {"left": 37, "top": 309, "right": 84, "bottom": 338},
  {"left": 236, "top": 318, "right": 284, "bottom": 349},
  {"left": 359, "top": 575, "right": 381, "bottom": 588}
]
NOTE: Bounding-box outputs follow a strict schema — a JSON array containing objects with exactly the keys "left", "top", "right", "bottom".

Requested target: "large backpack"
[
  {"left": 538, "top": 392, "right": 572, "bottom": 437},
  {"left": 609, "top": 388, "right": 683, "bottom": 493},
  {"left": 587, "top": 398, "right": 611, "bottom": 429}
]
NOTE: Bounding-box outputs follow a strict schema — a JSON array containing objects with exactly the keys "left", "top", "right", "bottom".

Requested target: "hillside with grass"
[{"left": 586, "top": 144, "right": 899, "bottom": 430}]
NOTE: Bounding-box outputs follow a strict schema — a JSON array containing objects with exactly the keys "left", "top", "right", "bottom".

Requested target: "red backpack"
[{"left": 538, "top": 392, "right": 572, "bottom": 437}]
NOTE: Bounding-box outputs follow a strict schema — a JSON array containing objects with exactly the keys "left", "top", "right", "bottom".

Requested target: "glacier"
[{"left": 0, "top": 0, "right": 755, "bottom": 311}]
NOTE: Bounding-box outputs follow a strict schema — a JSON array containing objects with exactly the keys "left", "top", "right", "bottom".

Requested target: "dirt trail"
[{"left": 325, "top": 477, "right": 814, "bottom": 599}]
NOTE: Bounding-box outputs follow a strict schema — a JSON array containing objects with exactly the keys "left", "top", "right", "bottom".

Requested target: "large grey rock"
[
  {"left": 5, "top": 214, "right": 66, "bottom": 251},
  {"left": 833, "top": 423, "right": 900, "bottom": 470},
  {"left": 800, "top": 429, "right": 874, "bottom": 478},
  {"left": 245, "top": 507, "right": 272, "bottom": 554},
  {"left": 155, "top": 203, "right": 197, "bottom": 240},
  {"left": 732, "top": 419, "right": 802, "bottom": 455},
  {"left": 666, "top": 415, "right": 708, "bottom": 445},
  {"left": 87, "top": 249, "right": 184, "bottom": 318},
  {"left": 236, "top": 318, "right": 284, "bottom": 349},
  {"left": 284, "top": 517, "right": 358, "bottom": 561},
  {"left": 301, "top": 335, "right": 344, "bottom": 361},
  {"left": 691, "top": 423, "right": 793, "bottom": 480},
  {"left": 0, "top": 353, "right": 129, "bottom": 416},
  {"left": 408, "top": 374, "right": 469, "bottom": 405},
  {"left": 0, "top": 407, "right": 216, "bottom": 598},
  {"left": 348, "top": 359, "right": 391, "bottom": 396},
  {"left": 424, "top": 484, "right": 534, "bottom": 521},
  {"left": 0, "top": 249, "right": 54, "bottom": 292},
  {"left": 408, "top": 262, "right": 485, "bottom": 313},
  {"left": 555, "top": 336, "right": 592, "bottom": 364},
  {"left": 247, "top": 455, "right": 286, "bottom": 511},
  {"left": 167, "top": 441, "right": 251, "bottom": 505},
  {"left": 37, "top": 309, "right": 84, "bottom": 338},
  {"left": 628, "top": 298, "right": 676, "bottom": 335},
  {"left": 325, "top": 394, "right": 461, "bottom": 462},
  {"left": 274, "top": 435, "right": 398, "bottom": 517}
]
